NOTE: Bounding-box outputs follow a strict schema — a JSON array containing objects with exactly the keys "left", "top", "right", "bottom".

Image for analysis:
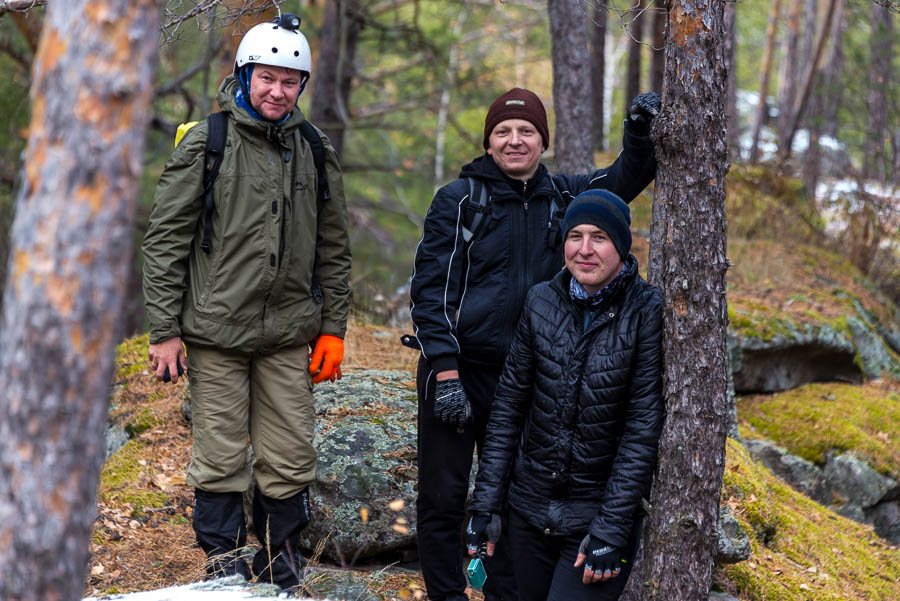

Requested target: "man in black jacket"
[
  {"left": 466, "top": 189, "right": 664, "bottom": 601},
  {"left": 409, "top": 88, "right": 659, "bottom": 601}
]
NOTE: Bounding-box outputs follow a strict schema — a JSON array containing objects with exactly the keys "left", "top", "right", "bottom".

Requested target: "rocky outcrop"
[
  {"left": 744, "top": 440, "right": 900, "bottom": 543},
  {"left": 299, "top": 370, "right": 419, "bottom": 562},
  {"left": 715, "top": 506, "right": 751, "bottom": 564},
  {"left": 729, "top": 327, "right": 861, "bottom": 393}
]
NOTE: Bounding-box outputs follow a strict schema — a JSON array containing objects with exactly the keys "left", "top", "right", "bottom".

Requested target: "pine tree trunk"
[
  {"left": 625, "top": 1, "right": 645, "bottom": 115},
  {"left": 749, "top": 0, "right": 782, "bottom": 164},
  {"left": 0, "top": 1, "right": 159, "bottom": 599},
  {"left": 548, "top": 0, "right": 593, "bottom": 173},
  {"left": 309, "top": 0, "right": 364, "bottom": 161},
  {"left": 620, "top": 1, "right": 730, "bottom": 599},
  {"left": 650, "top": 1, "right": 666, "bottom": 94},
  {"left": 592, "top": 0, "right": 608, "bottom": 151}
]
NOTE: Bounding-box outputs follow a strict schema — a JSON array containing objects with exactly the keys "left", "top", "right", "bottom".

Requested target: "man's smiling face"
[{"left": 486, "top": 118, "right": 544, "bottom": 181}]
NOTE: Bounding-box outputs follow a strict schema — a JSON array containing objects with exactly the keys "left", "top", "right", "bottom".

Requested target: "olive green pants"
[{"left": 185, "top": 344, "right": 316, "bottom": 499}]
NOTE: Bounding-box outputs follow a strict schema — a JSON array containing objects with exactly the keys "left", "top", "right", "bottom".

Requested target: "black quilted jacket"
[{"left": 470, "top": 265, "right": 664, "bottom": 547}]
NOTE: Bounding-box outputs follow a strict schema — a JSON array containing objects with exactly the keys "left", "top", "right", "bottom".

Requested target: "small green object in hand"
[{"left": 467, "top": 557, "right": 487, "bottom": 589}]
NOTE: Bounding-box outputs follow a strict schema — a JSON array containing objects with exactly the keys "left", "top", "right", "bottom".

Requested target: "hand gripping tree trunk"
[
  {"left": 620, "top": 1, "right": 730, "bottom": 600},
  {"left": 548, "top": 0, "right": 593, "bottom": 173},
  {"left": 0, "top": 1, "right": 159, "bottom": 599}
]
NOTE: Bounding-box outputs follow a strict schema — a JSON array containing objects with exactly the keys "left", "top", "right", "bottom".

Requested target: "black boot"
[
  {"left": 251, "top": 487, "right": 311, "bottom": 591},
  {"left": 193, "top": 489, "right": 253, "bottom": 581}
]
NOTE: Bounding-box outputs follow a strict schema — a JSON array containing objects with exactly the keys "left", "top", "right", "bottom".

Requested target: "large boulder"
[
  {"left": 745, "top": 439, "right": 900, "bottom": 544},
  {"left": 299, "top": 370, "right": 419, "bottom": 562},
  {"left": 743, "top": 439, "right": 830, "bottom": 505},
  {"left": 730, "top": 323, "right": 860, "bottom": 393}
]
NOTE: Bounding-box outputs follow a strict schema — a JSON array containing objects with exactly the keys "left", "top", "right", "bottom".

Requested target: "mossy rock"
[
  {"left": 299, "top": 370, "right": 419, "bottom": 561},
  {"left": 721, "top": 439, "right": 900, "bottom": 600}
]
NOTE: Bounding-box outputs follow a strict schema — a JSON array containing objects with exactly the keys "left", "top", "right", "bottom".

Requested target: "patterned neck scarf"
[{"left": 569, "top": 254, "right": 637, "bottom": 309}]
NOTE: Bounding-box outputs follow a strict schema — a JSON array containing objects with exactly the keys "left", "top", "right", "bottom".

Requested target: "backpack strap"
[
  {"left": 462, "top": 177, "right": 490, "bottom": 243},
  {"left": 299, "top": 120, "right": 330, "bottom": 203},
  {"left": 200, "top": 112, "right": 227, "bottom": 254}
]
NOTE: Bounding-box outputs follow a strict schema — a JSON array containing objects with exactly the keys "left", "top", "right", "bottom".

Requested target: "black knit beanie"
[
  {"left": 482, "top": 88, "right": 550, "bottom": 150},
  {"left": 562, "top": 189, "right": 632, "bottom": 260}
]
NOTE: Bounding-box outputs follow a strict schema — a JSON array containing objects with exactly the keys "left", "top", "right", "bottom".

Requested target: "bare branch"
[{"left": 0, "top": 0, "right": 45, "bottom": 17}]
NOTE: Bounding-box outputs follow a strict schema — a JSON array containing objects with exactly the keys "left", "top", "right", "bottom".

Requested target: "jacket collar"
[{"left": 458, "top": 154, "right": 556, "bottom": 200}]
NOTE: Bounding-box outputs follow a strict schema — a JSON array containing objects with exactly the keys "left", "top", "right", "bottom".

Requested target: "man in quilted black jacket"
[
  {"left": 409, "top": 88, "right": 660, "bottom": 601},
  {"left": 467, "top": 189, "right": 664, "bottom": 601}
]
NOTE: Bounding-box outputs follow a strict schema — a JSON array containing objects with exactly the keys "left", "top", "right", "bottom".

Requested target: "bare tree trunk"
[
  {"left": 893, "top": 126, "right": 900, "bottom": 185},
  {"left": 724, "top": 0, "right": 738, "bottom": 160},
  {"left": 776, "top": 0, "right": 839, "bottom": 166},
  {"left": 548, "top": 0, "right": 593, "bottom": 173},
  {"left": 803, "top": 0, "right": 846, "bottom": 195},
  {"left": 0, "top": 1, "right": 159, "bottom": 599},
  {"left": 592, "top": 0, "right": 608, "bottom": 151},
  {"left": 777, "top": 0, "right": 802, "bottom": 148},
  {"left": 625, "top": 1, "right": 646, "bottom": 114},
  {"left": 749, "top": 0, "right": 782, "bottom": 164},
  {"left": 650, "top": 1, "right": 666, "bottom": 94},
  {"left": 801, "top": 0, "right": 816, "bottom": 77},
  {"left": 620, "top": 1, "right": 730, "bottom": 600},
  {"left": 863, "top": 3, "right": 893, "bottom": 185},
  {"left": 309, "top": 0, "right": 364, "bottom": 160}
]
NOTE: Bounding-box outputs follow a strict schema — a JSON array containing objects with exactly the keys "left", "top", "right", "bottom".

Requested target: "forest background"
[{"left": 0, "top": 0, "right": 897, "bottom": 329}]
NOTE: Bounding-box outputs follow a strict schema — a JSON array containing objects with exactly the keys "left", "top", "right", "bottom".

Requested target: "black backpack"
[
  {"left": 198, "top": 112, "right": 330, "bottom": 255},
  {"left": 461, "top": 176, "right": 564, "bottom": 244}
]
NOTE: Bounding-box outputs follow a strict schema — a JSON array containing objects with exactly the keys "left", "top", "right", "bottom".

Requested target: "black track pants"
[
  {"left": 506, "top": 509, "right": 642, "bottom": 601},
  {"left": 416, "top": 356, "right": 518, "bottom": 601}
]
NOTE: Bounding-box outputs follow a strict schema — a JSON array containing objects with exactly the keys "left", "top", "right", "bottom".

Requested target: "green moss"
[
  {"left": 739, "top": 382, "right": 900, "bottom": 476},
  {"left": 124, "top": 408, "right": 159, "bottom": 437},
  {"left": 115, "top": 333, "right": 150, "bottom": 380},
  {"left": 99, "top": 440, "right": 168, "bottom": 511},
  {"left": 721, "top": 439, "right": 900, "bottom": 601},
  {"left": 727, "top": 307, "right": 798, "bottom": 342}
]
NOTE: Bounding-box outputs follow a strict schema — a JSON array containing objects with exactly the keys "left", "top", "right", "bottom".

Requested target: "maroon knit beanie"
[{"left": 482, "top": 87, "right": 550, "bottom": 151}]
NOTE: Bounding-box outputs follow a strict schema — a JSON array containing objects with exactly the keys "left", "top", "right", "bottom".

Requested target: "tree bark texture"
[
  {"left": 749, "top": 0, "right": 782, "bottom": 164},
  {"left": 0, "top": 1, "right": 159, "bottom": 599},
  {"left": 863, "top": 3, "right": 893, "bottom": 185},
  {"left": 625, "top": 1, "right": 646, "bottom": 114},
  {"left": 650, "top": 1, "right": 667, "bottom": 94},
  {"left": 621, "top": 1, "right": 730, "bottom": 600},
  {"left": 548, "top": 0, "right": 593, "bottom": 173},
  {"left": 309, "top": 0, "right": 364, "bottom": 161},
  {"left": 592, "top": 0, "right": 608, "bottom": 151}
]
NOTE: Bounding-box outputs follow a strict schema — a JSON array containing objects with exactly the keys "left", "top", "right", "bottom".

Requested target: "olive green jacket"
[{"left": 142, "top": 76, "right": 351, "bottom": 354}]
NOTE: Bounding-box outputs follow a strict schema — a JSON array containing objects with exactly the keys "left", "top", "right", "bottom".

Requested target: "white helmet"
[{"left": 234, "top": 14, "right": 312, "bottom": 75}]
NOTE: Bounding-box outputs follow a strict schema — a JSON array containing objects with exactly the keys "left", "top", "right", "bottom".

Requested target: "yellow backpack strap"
[{"left": 174, "top": 121, "right": 199, "bottom": 148}]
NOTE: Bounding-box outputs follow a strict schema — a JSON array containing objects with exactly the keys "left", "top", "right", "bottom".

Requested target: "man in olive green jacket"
[{"left": 142, "top": 14, "right": 350, "bottom": 590}]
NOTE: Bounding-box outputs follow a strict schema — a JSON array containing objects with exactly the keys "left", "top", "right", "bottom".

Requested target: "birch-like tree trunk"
[
  {"left": 0, "top": 1, "right": 159, "bottom": 599},
  {"left": 310, "top": 0, "right": 364, "bottom": 160},
  {"left": 548, "top": 0, "right": 593, "bottom": 173},
  {"left": 863, "top": 3, "right": 893, "bottom": 185},
  {"left": 592, "top": 0, "right": 608, "bottom": 151},
  {"left": 620, "top": 1, "right": 730, "bottom": 599},
  {"left": 749, "top": 0, "right": 782, "bottom": 164}
]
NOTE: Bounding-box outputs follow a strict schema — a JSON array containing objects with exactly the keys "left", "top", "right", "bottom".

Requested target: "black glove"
[
  {"left": 466, "top": 512, "right": 502, "bottom": 556},
  {"left": 627, "top": 91, "right": 661, "bottom": 136},
  {"left": 578, "top": 535, "right": 625, "bottom": 575},
  {"left": 433, "top": 378, "right": 472, "bottom": 427}
]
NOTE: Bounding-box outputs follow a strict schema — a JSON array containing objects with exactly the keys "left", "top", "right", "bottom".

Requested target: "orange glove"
[{"left": 309, "top": 335, "right": 344, "bottom": 383}]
